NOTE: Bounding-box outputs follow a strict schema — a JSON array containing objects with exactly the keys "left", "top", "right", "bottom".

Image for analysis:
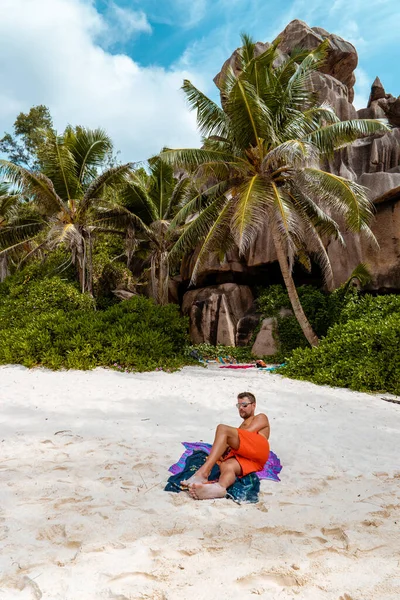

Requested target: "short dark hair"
[{"left": 237, "top": 391, "right": 256, "bottom": 404}]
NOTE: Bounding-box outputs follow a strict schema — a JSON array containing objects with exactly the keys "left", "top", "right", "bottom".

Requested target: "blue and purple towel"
[{"left": 165, "top": 442, "right": 282, "bottom": 503}]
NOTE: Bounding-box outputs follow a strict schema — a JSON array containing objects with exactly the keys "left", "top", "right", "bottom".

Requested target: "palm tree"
[
  {"left": 0, "top": 127, "right": 131, "bottom": 293},
  {"left": 99, "top": 156, "right": 192, "bottom": 304},
  {"left": 0, "top": 183, "right": 19, "bottom": 281},
  {"left": 161, "top": 36, "right": 389, "bottom": 346},
  {"left": 0, "top": 182, "right": 44, "bottom": 282}
]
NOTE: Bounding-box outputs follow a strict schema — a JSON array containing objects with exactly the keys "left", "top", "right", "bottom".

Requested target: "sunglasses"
[{"left": 236, "top": 402, "right": 254, "bottom": 408}]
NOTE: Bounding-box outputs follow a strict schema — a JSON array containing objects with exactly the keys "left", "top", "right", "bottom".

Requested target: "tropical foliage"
[
  {"left": 0, "top": 126, "right": 132, "bottom": 293},
  {"left": 98, "top": 155, "right": 194, "bottom": 304},
  {"left": 281, "top": 294, "right": 400, "bottom": 395},
  {"left": 161, "top": 35, "right": 389, "bottom": 345},
  {"left": 0, "top": 104, "right": 53, "bottom": 169},
  {"left": 0, "top": 272, "right": 189, "bottom": 371},
  {"left": 0, "top": 34, "right": 397, "bottom": 387}
]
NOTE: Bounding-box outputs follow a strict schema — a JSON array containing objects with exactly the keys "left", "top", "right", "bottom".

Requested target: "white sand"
[{"left": 0, "top": 365, "right": 399, "bottom": 600}]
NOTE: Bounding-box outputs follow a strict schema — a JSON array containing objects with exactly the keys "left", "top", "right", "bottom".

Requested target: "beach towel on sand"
[{"left": 165, "top": 442, "right": 282, "bottom": 504}]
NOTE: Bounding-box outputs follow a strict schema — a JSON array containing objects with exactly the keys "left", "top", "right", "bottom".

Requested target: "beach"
[{"left": 1, "top": 364, "right": 399, "bottom": 600}]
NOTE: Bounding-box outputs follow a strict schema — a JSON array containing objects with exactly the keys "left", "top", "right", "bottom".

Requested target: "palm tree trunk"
[
  {"left": 150, "top": 253, "right": 159, "bottom": 303},
  {"left": 86, "top": 231, "right": 93, "bottom": 295},
  {"left": 0, "top": 253, "right": 9, "bottom": 282},
  {"left": 159, "top": 252, "right": 169, "bottom": 305},
  {"left": 74, "top": 237, "right": 86, "bottom": 294},
  {"left": 272, "top": 229, "right": 319, "bottom": 347}
]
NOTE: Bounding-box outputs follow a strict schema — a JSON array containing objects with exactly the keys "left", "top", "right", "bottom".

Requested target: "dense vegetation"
[
  {"left": 0, "top": 269, "right": 190, "bottom": 372},
  {"left": 256, "top": 283, "right": 351, "bottom": 357},
  {"left": 0, "top": 36, "right": 397, "bottom": 392},
  {"left": 281, "top": 294, "right": 400, "bottom": 395},
  {"left": 162, "top": 35, "right": 387, "bottom": 346}
]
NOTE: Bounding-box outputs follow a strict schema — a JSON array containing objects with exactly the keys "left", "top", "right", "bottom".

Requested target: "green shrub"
[
  {"left": 256, "top": 285, "right": 291, "bottom": 317},
  {"left": 0, "top": 281, "right": 190, "bottom": 371},
  {"left": 0, "top": 249, "right": 76, "bottom": 297},
  {"left": 255, "top": 284, "right": 348, "bottom": 355},
  {"left": 281, "top": 293, "right": 400, "bottom": 394},
  {"left": 0, "top": 276, "right": 95, "bottom": 329},
  {"left": 92, "top": 233, "right": 129, "bottom": 307},
  {"left": 187, "top": 343, "right": 255, "bottom": 363}
]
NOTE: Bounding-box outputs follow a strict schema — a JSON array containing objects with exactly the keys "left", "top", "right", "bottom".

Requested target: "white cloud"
[
  {"left": 0, "top": 0, "right": 202, "bottom": 163},
  {"left": 102, "top": 3, "right": 152, "bottom": 46},
  {"left": 124, "top": 0, "right": 208, "bottom": 28}
]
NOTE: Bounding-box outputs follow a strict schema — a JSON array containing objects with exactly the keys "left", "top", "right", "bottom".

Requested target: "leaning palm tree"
[
  {"left": 161, "top": 35, "right": 389, "bottom": 346},
  {"left": 0, "top": 127, "right": 131, "bottom": 293},
  {"left": 98, "top": 156, "right": 192, "bottom": 304}
]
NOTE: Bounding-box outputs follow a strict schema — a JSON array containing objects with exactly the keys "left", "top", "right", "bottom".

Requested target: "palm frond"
[
  {"left": 182, "top": 80, "right": 229, "bottom": 139},
  {"left": 169, "top": 194, "right": 230, "bottom": 270},
  {"left": 40, "top": 130, "right": 78, "bottom": 201},
  {"left": 47, "top": 222, "right": 82, "bottom": 249},
  {"left": 302, "top": 222, "right": 335, "bottom": 287},
  {"left": 163, "top": 175, "right": 191, "bottom": 219},
  {"left": 122, "top": 174, "right": 159, "bottom": 224},
  {"left": 93, "top": 205, "right": 153, "bottom": 238},
  {"left": 71, "top": 127, "right": 113, "bottom": 185},
  {"left": 160, "top": 148, "right": 237, "bottom": 170},
  {"left": 0, "top": 235, "right": 42, "bottom": 258},
  {"left": 0, "top": 220, "right": 44, "bottom": 251},
  {"left": 305, "top": 119, "right": 390, "bottom": 155},
  {"left": 147, "top": 158, "right": 175, "bottom": 219},
  {"left": 231, "top": 175, "right": 272, "bottom": 253},
  {"left": 189, "top": 201, "right": 233, "bottom": 284},
  {"left": 303, "top": 168, "right": 374, "bottom": 231},
  {"left": 79, "top": 163, "right": 132, "bottom": 214},
  {"left": 262, "top": 140, "right": 317, "bottom": 173},
  {"left": 286, "top": 187, "right": 345, "bottom": 244},
  {"left": 239, "top": 32, "right": 256, "bottom": 69},
  {"left": 0, "top": 160, "right": 66, "bottom": 215},
  {"left": 226, "top": 77, "right": 276, "bottom": 150},
  {"left": 169, "top": 180, "right": 229, "bottom": 229}
]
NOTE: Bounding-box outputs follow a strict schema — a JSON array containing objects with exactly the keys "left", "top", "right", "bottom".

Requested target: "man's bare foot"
[
  {"left": 189, "top": 482, "right": 227, "bottom": 500},
  {"left": 181, "top": 473, "right": 208, "bottom": 488}
]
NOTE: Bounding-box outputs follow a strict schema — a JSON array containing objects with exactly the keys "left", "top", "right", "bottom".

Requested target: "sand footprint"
[
  {"left": 237, "top": 568, "right": 304, "bottom": 589},
  {"left": 321, "top": 527, "right": 350, "bottom": 550},
  {"left": 307, "top": 527, "right": 350, "bottom": 557},
  {"left": 0, "top": 575, "right": 43, "bottom": 600}
]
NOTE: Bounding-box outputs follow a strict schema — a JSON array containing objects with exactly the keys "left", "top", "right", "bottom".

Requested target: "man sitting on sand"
[{"left": 182, "top": 392, "right": 270, "bottom": 500}]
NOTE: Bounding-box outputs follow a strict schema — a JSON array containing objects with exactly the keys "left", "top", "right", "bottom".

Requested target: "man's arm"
[{"left": 244, "top": 414, "right": 270, "bottom": 437}]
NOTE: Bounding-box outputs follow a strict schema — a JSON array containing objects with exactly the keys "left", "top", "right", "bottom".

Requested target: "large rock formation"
[
  {"left": 183, "top": 20, "right": 400, "bottom": 345},
  {"left": 182, "top": 283, "right": 253, "bottom": 346}
]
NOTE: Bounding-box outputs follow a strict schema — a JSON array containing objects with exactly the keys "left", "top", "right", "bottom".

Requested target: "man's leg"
[
  {"left": 189, "top": 458, "right": 241, "bottom": 500},
  {"left": 182, "top": 425, "right": 240, "bottom": 486}
]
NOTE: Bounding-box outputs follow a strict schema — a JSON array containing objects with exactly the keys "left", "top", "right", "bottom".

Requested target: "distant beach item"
[
  {"left": 219, "top": 364, "right": 254, "bottom": 369},
  {"left": 217, "top": 356, "right": 238, "bottom": 365},
  {"left": 258, "top": 363, "right": 286, "bottom": 372}
]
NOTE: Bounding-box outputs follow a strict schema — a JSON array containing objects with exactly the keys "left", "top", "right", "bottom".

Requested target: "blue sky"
[
  {"left": 94, "top": 0, "right": 400, "bottom": 99},
  {"left": 0, "top": 0, "right": 399, "bottom": 162}
]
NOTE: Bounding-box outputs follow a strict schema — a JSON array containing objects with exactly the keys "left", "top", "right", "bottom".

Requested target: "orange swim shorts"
[{"left": 223, "top": 429, "right": 270, "bottom": 476}]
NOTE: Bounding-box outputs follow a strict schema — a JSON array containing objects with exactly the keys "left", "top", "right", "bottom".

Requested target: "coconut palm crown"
[
  {"left": 0, "top": 182, "right": 39, "bottom": 281},
  {"left": 0, "top": 127, "right": 132, "bottom": 293},
  {"left": 161, "top": 35, "right": 390, "bottom": 346},
  {"left": 98, "top": 155, "right": 192, "bottom": 304}
]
